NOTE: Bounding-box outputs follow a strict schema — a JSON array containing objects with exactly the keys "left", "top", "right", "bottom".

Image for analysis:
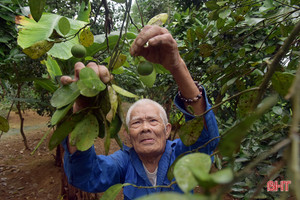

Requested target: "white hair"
[{"left": 126, "top": 99, "right": 168, "bottom": 127}]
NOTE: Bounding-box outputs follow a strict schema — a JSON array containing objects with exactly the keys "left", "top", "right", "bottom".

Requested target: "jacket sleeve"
[
  {"left": 62, "top": 138, "right": 128, "bottom": 193},
  {"left": 173, "top": 86, "right": 220, "bottom": 156}
]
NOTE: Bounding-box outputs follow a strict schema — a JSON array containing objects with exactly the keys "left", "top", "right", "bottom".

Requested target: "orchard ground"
[{"left": 0, "top": 109, "right": 234, "bottom": 200}]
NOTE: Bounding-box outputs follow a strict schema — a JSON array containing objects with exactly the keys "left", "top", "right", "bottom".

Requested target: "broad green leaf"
[
  {"left": 237, "top": 90, "right": 258, "bottom": 117},
  {"left": 50, "top": 82, "right": 80, "bottom": 109},
  {"left": 16, "top": 13, "right": 87, "bottom": 59},
  {"left": 114, "top": 134, "right": 123, "bottom": 149},
  {"left": 210, "top": 168, "right": 233, "bottom": 184},
  {"left": 109, "top": 114, "right": 122, "bottom": 138},
  {"left": 137, "top": 192, "right": 210, "bottom": 200},
  {"left": 167, "top": 153, "right": 186, "bottom": 181},
  {"left": 48, "top": 113, "right": 84, "bottom": 150},
  {"left": 77, "top": 1, "right": 91, "bottom": 22},
  {"left": 199, "top": 44, "right": 213, "bottom": 58},
  {"left": 139, "top": 67, "right": 156, "bottom": 87},
  {"left": 101, "top": 184, "right": 123, "bottom": 200},
  {"left": 23, "top": 40, "right": 54, "bottom": 59},
  {"left": 0, "top": 116, "right": 9, "bottom": 132},
  {"left": 178, "top": 117, "right": 204, "bottom": 146},
  {"left": 106, "top": 85, "right": 118, "bottom": 122},
  {"left": 77, "top": 67, "right": 106, "bottom": 97},
  {"left": 104, "top": 119, "right": 111, "bottom": 155},
  {"left": 34, "top": 78, "right": 58, "bottom": 93},
  {"left": 174, "top": 153, "right": 211, "bottom": 193},
  {"left": 29, "top": 0, "right": 46, "bottom": 22},
  {"left": 147, "top": 13, "right": 168, "bottom": 26},
  {"left": 189, "top": 167, "right": 215, "bottom": 189},
  {"left": 41, "top": 55, "right": 62, "bottom": 81},
  {"left": 51, "top": 103, "right": 73, "bottom": 126},
  {"left": 205, "top": 1, "right": 220, "bottom": 10},
  {"left": 79, "top": 28, "right": 94, "bottom": 47},
  {"left": 154, "top": 63, "right": 170, "bottom": 74},
  {"left": 187, "top": 28, "right": 196, "bottom": 43},
  {"left": 112, "top": 84, "right": 139, "bottom": 99},
  {"left": 58, "top": 17, "right": 70, "bottom": 36},
  {"left": 272, "top": 106, "right": 283, "bottom": 115},
  {"left": 219, "top": 95, "right": 278, "bottom": 157},
  {"left": 271, "top": 72, "right": 295, "bottom": 97},
  {"left": 70, "top": 113, "right": 99, "bottom": 151},
  {"left": 219, "top": 9, "right": 231, "bottom": 19},
  {"left": 104, "top": 54, "right": 127, "bottom": 70}
]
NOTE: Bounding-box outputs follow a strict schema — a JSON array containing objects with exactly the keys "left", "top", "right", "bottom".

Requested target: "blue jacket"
[{"left": 62, "top": 89, "right": 219, "bottom": 199}]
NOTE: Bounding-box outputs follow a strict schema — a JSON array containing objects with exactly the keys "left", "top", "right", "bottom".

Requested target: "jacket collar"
[{"left": 129, "top": 141, "right": 172, "bottom": 186}]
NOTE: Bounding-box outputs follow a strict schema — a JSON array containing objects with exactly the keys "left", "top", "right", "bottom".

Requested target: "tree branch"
[{"left": 251, "top": 20, "right": 300, "bottom": 109}]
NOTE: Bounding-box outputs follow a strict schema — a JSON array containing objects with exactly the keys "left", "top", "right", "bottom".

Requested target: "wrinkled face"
[{"left": 128, "top": 103, "right": 171, "bottom": 157}]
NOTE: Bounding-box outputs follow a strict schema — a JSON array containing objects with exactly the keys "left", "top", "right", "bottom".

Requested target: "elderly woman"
[{"left": 62, "top": 25, "right": 219, "bottom": 199}]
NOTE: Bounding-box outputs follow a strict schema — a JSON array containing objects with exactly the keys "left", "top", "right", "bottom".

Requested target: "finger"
[
  {"left": 98, "top": 65, "right": 111, "bottom": 83},
  {"left": 74, "top": 62, "right": 85, "bottom": 81},
  {"left": 60, "top": 76, "right": 74, "bottom": 85},
  {"left": 148, "top": 33, "right": 177, "bottom": 49},
  {"left": 86, "top": 62, "right": 100, "bottom": 76},
  {"left": 130, "top": 25, "right": 168, "bottom": 56}
]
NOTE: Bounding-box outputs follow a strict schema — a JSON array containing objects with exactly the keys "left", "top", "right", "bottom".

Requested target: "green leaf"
[
  {"left": 147, "top": 13, "right": 168, "bottom": 26},
  {"left": 58, "top": 17, "right": 71, "bottom": 36},
  {"left": 23, "top": 40, "right": 54, "bottom": 59},
  {"left": 205, "top": 1, "right": 220, "bottom": 10},
  {"left": 136, "top": 192, "right": 210, "bottom": 200},
  {"left": 101, "top": 183, "right": 123, "bottom": 200},
  {"left": 178, "top": 117, "right": 204, "bottom": 146},
  {"left": 0, "top": 116, "right": 9, "bottom": 132},
  {"left": 112, "top": 84, "right": 139, "bottom": 99},
  {"left": 139, "top": 67, "right": 156, "bottom": 87},
  {"left": 199, "top": 44, "right": 213, "bottom": 58},
  {"left": 174, "top": 153, "right": 212, "bottom": 193},
  {"left": 77, "top": 1, "right": 91, "bottom": 22},
  {"left": 16, "top": 13, "right": 87, "bottom": 60},
  {"left": 210, "top": 168, "right": 233, "bottom": 184},
  {"left": 106, "top": 85, "right": 118, "bottom": 122},
  {"left": 48, "top": 113, "right": 84, "bottom": 150},
  {"left": 34, "top": 78, "right": 58, "bottom": 93},
  {"left": 77, "top": 67, "right": 106, "bottom": 97},
  {"left": 109, "top": 114, "right": 122, "bottom": 138},
  {"left": 219, "top": 95, "right": 278, "bottom": 157},
  {"left": 237, "top": 90, "right": 258, "bottom": 117},
  {"left": 50, "top": 82, "right": 80, "bottom": 109},
  {"left": 29, "top": 0, "right": 46, "bottom": 22},
  {"left": 70, "top": 113, "right": 99, "bottom": 151},
  {"left": 219, "top": 9, "right": 231, "bottom": 19},
  {"left": 187, "top": 28, "right": 196, "bottom": 43},
  {"left": 271, "top": 72, "right": 295, "bottom": 97},
  {"left": 41, "top": 55, "right": 62, "bottom": 81},
  {"left": 51, "top": 103, "right": 73, "bottom": 126}
]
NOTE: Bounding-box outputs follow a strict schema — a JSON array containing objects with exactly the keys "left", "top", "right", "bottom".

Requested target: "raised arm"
[
  {"left": 130, "top": 25, "right": 205, "bottom": 115},
  {"left": 60, "top": 62, "right": 111, "bottom": 154}
]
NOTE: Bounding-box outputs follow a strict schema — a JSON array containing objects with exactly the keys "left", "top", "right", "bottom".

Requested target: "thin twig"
[
  {"left": 216, "top": 138, "right": 291, "bottom": 198},
  {"left": 196, "top": 87, "right": 260, "bottom": 118},
  {"left": 251, "top": 20, "right": 300, "bottom": 109},
  {"left": 135, "top": 0, "right": 144, "bottom": 27}
]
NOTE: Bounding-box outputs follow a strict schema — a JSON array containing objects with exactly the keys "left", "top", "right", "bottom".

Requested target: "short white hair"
[{"left": 126, "top": 99, "right": 168, "bottom": 127}]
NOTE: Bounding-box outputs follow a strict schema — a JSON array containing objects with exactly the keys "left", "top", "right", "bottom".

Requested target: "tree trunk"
[{"left": 16, "top": 83, "right": 29, "bottom": 150}]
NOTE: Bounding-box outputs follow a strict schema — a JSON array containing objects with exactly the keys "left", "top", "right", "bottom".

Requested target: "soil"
[{"left": 0, "top": 110, "right": 131, "bottom": 200}]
